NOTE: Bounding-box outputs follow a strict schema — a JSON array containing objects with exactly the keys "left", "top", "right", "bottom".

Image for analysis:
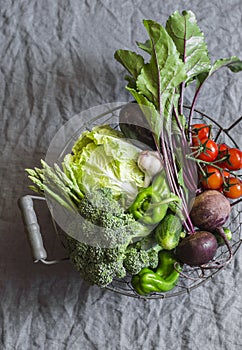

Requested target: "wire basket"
[{"left": 19, "top": 103, "right": 242, "bottom": 299}]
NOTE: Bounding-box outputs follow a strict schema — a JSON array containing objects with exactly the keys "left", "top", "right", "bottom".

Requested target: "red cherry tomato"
[
  {"left": 218, "top": 143, "right": 230, "bottom": 153},
  {"left": 217, "top": 144, "right": 230, "bottom": 166},
  {"left": 197, "top": 139, "right": 218, "bottom": 162},
  {"left": 200, "top": 165, "right": 223, "bottom": 190},
  {"left": 217, "top": 186, "right": 224, "bottom": 193},
  {"left": 223, "top": 177, "right": 242, "bottom": 199},
  {"left": 222, "top": 170, "right": 231, "bottom": 179},
  {"left": 217, "top": 171, "right": 231, "bottom": 192},
  {"left": 192, "top": 124, "right": 210, "bottom": 146},
  {"left": 219, "top": 148, "right": 242, "bottom": 171}
]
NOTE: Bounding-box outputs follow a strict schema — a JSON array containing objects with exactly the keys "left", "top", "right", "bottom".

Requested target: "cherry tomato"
[
  {"left": 197, "top": 138, "right": 218, "bottom": 162},
  {"left": 219, "top": 148, "right": 242, "bottom": 171},
  {"left": 200, "top": 165, "right": 223, "bottom": 190},
  {"left": 217, "top": 144, "right": 230, "bottom": 167},
  {"left": 192, "top": 124, "right": 210, "bottom": 146},
  {"left": 222, "top": 170, "right": 231, "bottom": 179},
  {"left": 218, "top": 143, "right": 230, "bottom": 153},
  {"left": 223, "top": 177, "right": 242, "bottom": 199},
  {"left": 217, "top": 171, "right": 231, "bottom": 192},
  {"left": 217, "top": 186, "right": 224, "bottom": 193}
]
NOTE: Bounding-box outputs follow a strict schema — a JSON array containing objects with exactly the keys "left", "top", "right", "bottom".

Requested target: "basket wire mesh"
[{"left": 22, "top": 103, "right": 242, "bottom": 299}]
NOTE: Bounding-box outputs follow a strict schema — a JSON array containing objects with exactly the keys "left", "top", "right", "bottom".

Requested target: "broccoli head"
[
  {"left": 67, "top": 241, "right": 126, "bottom": 287},
  {"left": 65, "top": 188, "right": 151, "bottom": 287},
  {"left": 123, "top": 235, "right": 162, "bottom": 275}
]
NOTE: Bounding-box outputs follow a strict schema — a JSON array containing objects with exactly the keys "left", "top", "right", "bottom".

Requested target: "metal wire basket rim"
[{"left": 43, "top": 103, "right": 242, "bottom": 299}]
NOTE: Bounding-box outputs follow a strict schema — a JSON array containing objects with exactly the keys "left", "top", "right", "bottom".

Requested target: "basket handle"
[{"left": 18, "top": 195, "right": 48, "bottom": 262}]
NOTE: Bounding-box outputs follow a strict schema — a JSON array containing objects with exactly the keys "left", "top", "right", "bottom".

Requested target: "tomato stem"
[{"left": 186, "top": 154, "right": 239, "bottom": 177}]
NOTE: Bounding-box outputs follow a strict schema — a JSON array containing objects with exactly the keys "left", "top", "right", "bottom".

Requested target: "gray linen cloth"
[{"left": 1, "top": 1, "right": 242, "bottom": 349}]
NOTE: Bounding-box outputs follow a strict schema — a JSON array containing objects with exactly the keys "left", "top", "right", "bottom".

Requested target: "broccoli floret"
[
  {"left": 67, "top": 241, "right": 126, "bottom": 287},
  {"left": 78, "top": 187, "right": 127, "bottom": 226},
  {"left": 123, "top": 248, "right": 150, "bottom": 275},
  {"left": 147, "top": 247, "right": 163, "bottom": 269},
  {"left": 65, "top": 188, "right": 151, "bottom": 287},
  {"left": 123, "top": 235, "right": 162, "bottom": 275}
]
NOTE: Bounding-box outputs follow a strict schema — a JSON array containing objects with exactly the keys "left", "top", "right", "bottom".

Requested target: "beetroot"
[
  {"left": 175, "top": 231, "right": 218, "bottom": 266},
  {"left": 190, "top": 190, "right": 231, "bottom": 231}
]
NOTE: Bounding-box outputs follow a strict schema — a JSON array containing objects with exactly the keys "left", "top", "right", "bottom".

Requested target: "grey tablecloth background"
[{"left": 1, "top": 1, "right": 242, "bottom": 349}]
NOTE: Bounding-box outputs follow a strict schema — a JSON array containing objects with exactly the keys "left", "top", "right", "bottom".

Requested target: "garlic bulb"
[{"left": 138, "top": 150, "right": 163, "bottom": 186}]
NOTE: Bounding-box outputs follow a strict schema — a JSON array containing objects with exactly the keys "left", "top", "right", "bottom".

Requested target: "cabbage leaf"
[{"left": 63, "top": 125, "right": 145, "bottom": 206}]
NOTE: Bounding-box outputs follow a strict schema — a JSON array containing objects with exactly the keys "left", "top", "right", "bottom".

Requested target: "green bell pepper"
[
  {"left": 131, "top": 250, "right": 182, "bottom": 295},
  {"left": 128, "top": 170, "right": 179, "bottom": 225},
  {"left": 128, "top": 186, "right": 167, "bottom": 225}
]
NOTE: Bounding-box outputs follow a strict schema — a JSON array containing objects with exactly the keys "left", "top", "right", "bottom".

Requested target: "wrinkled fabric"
[{"left": 1, "top": 1, "right": 242, "bottom": 349}]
